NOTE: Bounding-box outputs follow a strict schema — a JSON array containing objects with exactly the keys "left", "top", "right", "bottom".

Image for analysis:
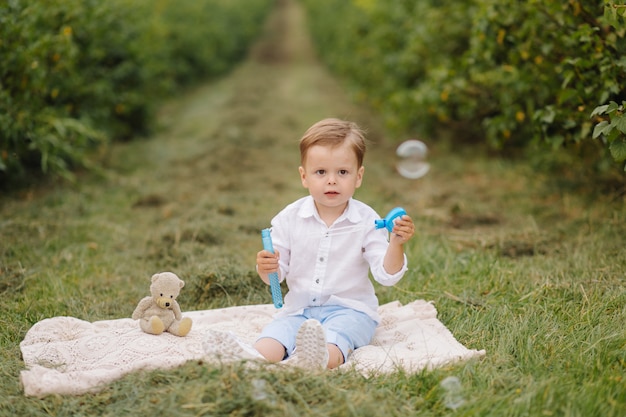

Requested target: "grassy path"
[{"left": 2, "top": 0, "right": 625, "bottom": 415}]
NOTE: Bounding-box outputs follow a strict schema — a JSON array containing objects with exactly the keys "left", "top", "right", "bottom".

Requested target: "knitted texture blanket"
[{"left": 20, "top": 300, "right": 485, "bottom": 397}]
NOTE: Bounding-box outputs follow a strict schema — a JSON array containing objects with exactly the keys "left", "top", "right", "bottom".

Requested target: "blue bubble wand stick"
[{"left": 261, "top": 228, "right": 284, "bottom": 309}]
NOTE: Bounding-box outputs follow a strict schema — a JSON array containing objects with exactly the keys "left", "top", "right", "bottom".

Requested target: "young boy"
[{"left": 204, "top": 118, "right": 414, "bottom": 369}]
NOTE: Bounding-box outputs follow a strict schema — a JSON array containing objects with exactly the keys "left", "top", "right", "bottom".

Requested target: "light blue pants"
[{"left": 257, "top": 305, "right": 378, "bottom": 361}]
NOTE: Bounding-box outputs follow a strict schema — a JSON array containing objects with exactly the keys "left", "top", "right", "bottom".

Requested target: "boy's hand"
[
  {"left": 389, "top": 215, "right": 415, "bottom": 245},
  {"left": 256, "top": 249, "right": 280, "bottom": 284}
]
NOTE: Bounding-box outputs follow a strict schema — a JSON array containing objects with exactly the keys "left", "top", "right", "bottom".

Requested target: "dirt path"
[{"left": 146, "top": 0, "right": 372, "bottom": 190}]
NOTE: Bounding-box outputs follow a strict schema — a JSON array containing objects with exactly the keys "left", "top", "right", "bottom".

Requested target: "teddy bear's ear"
[
  {"left": 151, "top": 273, "right": 160, "bottom": 283},
  {"left": 179, "top": 280, "right": 185, "bottom": 289}
]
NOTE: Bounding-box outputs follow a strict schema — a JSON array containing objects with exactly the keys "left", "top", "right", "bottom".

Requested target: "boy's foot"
[
  {"left": 202, "top": 330, "right": 265, "bottom": 363},
  {"left": 283, "top": 319, "right": 328, "bottom": 370}
]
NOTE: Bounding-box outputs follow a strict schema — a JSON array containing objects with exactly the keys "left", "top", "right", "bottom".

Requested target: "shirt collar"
[
  {"left": 298, "top": 196, "right": 363, "bottom": 225},
  {"left": 297, "top": 196, "right": 317, "bottom": 218}
]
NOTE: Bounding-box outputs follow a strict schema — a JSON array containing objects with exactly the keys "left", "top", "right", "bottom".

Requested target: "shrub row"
[
  {"left": 0, "top": 0, "right": 272, "bottom": 184},
  {"left": 302, "top": 0, "right": 626, "bottom": 173}
]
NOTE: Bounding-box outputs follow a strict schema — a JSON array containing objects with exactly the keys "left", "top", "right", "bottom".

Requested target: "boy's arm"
[
  {"left": 383, "top": 215, "right": 415, "bottom": 274},
  {"left": 383, "top": 241, "right": 406, "bottom": 275}
]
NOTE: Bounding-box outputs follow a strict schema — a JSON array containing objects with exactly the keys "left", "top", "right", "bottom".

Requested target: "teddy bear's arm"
[
  {"left": 132, "top": 296, "right": 153, "bottom": 320},
  {"left": 172, "top": 300, "right": 183, "bottom": 320}
]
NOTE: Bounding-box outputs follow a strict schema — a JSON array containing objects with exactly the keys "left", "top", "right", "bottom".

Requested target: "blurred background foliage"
[
  {"left": 0, "top": 0, "right": 272, "bottom": 186},
  {"left": 302, "top": 0, "right": 626, "bottom": 180},
  {"left": 1, "top": 0, "right": 625, "bottom": 188}
]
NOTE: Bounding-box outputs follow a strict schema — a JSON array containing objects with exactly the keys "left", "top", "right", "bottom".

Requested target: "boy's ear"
[
  {"left": 356, "top": 165, "right": 365, "bottom": 188},
  {"left": 299, "top": 166, "right": 308, "bottom": 188}
]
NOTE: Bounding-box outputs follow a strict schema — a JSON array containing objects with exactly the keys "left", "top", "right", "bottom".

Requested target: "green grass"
[{"left": 1, "top": 0, "right": 625, "bottom": 415}]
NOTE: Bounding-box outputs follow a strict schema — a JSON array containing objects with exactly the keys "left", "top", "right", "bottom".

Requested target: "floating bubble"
[
  {"left": 395, "top": 139, "right": 430, "bottom": 179},
  {"left": 440, "top": 376, "right": 465, "bottom": 410},
  {"left": 251, "top": 378, "right": 269, "bottom": 401}
]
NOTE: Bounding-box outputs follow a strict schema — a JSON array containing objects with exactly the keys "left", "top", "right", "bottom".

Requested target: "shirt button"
[
  {"left": 319, "top": 257, "right": 324, "bottom": 262},
  {"left": 312, "top": 298, "right": 316, "bottom": 302},
  {"left": 315, "top": 279, "right": 320, "bottom": 284}
]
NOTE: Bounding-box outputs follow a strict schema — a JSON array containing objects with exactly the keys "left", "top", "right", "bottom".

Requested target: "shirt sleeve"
[{"left": 363, "top": 227, "right": 408, "bottom": 287}]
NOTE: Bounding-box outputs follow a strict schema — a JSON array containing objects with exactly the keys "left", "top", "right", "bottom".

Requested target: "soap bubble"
[
  {"left": 440, "top": 376, "right": 465, "bottom": 410},
  {"left": 251, "top": 378, "right": 269, "bottom": 401},
  {"left": 395, "top": 139, "right": 430, "bottom": 179}
]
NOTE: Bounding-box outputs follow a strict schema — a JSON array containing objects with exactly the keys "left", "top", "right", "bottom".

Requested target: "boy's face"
[{"left": 299, "top": 141, "right": 364, "bottom": 217}]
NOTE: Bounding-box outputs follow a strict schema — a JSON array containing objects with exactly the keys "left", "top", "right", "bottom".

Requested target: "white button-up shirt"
[{"left": 269, "top": 196, "right": 408, "bottom": 322}]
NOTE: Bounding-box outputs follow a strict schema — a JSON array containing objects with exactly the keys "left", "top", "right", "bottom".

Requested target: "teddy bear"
[{"left": 132, "top": 271, "right": 192, "bottom": 337}]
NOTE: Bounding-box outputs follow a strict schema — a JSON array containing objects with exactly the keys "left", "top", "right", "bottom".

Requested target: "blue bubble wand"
[
  {"left": 261, "top": 228, "right": 284, "bottom": 309},
  {"left": 374, "top": 207, "right": 407, "bottom": 232}
]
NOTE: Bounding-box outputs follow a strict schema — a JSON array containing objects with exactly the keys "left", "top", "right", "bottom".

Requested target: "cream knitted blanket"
[{"left": 20, "top": 300, "right": 485, "bottom": 397}]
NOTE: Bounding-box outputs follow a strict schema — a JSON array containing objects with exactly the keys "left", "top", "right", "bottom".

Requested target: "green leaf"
[
  {"left": 607, "top": 101, "right": 620, "bottom": 114},
  {"left": 613, "top": 113, "right": 626, "bottom": 134},
  {"left": 592, "top": 120, "right": 610, "bottom": 139},
  {"left": 590, "top": 104, "right": 609, "bottom": 118},
  {"left": 609, "top": 138, "right": 626, "bottom": 162},
  {"left": 538, "top": 106, "right": 556, "bottom": 124}
]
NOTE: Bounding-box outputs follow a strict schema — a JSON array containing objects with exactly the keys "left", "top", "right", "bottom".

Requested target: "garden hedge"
[
  {"left": 0, "top": 0, "right": 272, "bottom": 185},
  {"left": 302, "top": 0, "right": 626, "bottom": 173}
]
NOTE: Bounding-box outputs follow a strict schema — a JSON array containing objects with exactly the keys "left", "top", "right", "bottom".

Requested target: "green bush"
[
  {"left": 592, "top": 100, "right": 626, "bottom": 165},
  {"left": 0, "top": 0, "right": 272, "bottom": 185},
  {"left": 303, "top": 0, "right": 472, "bottom": 133},
  {"left": 302, "top": 0, "right": 626, "bottom": 173}
]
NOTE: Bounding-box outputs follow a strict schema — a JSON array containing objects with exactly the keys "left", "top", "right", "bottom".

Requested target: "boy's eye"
[
  {"left": 339, "top": 169, "right": 348, "bottom": 175},
  {"left": 315, "top": 169, "right": 325, "bottom": 175}
]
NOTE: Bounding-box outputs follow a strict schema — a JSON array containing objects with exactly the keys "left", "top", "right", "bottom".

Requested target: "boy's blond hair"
[{"left": 299, "top": 118, "right": 367, "bottom": 167}]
